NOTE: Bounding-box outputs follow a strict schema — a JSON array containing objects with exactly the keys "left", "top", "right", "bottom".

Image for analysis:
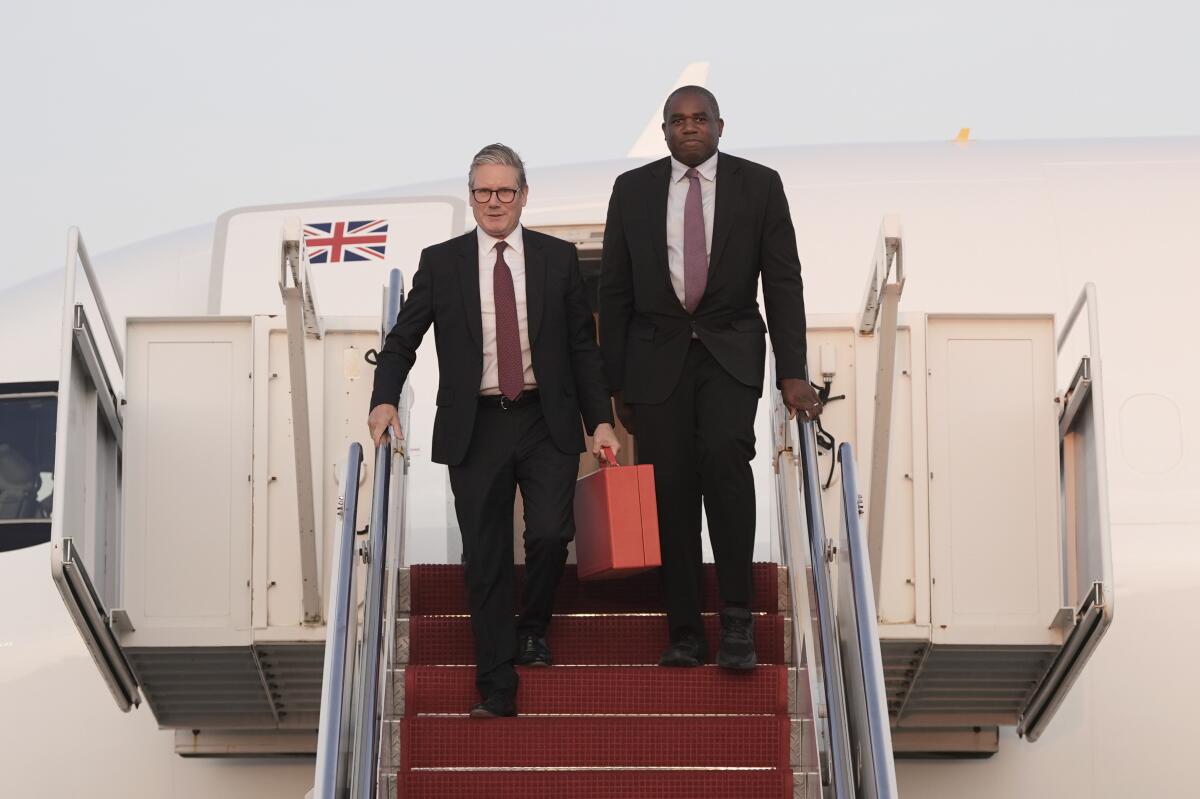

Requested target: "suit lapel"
[
  {"left": 524, "top": 231, "right": 546, "bottom": 346},
  {"left": 456, "top": 231, "right": 483, "bottom": 351},
  {"left": 645, "top": 158, "right": 672, "bottom": 282},
  {"left": 709, "top": 153, "right": 741, "bottom": 275}
]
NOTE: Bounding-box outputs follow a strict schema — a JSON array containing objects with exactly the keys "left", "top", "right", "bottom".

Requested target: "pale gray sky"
[{"left": 2, "top": 0, "right": 1197, "bottom": 290}]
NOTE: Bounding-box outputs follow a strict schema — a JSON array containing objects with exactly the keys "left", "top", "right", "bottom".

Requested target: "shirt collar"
[
  {"left": 670, "top": 151, "right": 718, "bottom": 184},
  {"left": 477, "top": 224, "right": 524, "bottom": 257}
]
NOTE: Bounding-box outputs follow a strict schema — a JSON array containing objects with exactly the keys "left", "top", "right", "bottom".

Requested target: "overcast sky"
[{"left": 2, "top": 0, "right": 1198, "bottom": 291}]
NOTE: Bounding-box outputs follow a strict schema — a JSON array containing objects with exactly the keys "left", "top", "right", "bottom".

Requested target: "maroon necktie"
[
  {"left": 492, "top": 241, "right": 523, "bottom": 401},
  {"left": 683, "top": 167, "right": 708, "bottom": 313}
]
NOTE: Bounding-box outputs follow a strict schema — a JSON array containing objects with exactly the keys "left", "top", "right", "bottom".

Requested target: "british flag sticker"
[{"left": 303, "top": 220, "right": 388, "bottom": 263}]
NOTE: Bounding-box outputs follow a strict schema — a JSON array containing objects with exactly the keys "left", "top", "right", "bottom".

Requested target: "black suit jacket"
[
  {"left": 599, "top": 152, "right": 808, "bottom": 404},
  {"left": 370, "top": 228, "right": 613, "bottom": 466}
]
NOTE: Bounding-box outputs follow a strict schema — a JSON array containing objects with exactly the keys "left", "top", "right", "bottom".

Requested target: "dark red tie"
[{"left": 492, "top": 241, "right": 523, "bottom": 400}]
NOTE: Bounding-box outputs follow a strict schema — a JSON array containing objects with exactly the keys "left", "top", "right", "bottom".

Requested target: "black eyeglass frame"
[{"left": 470, "top": 187, "right": 522, "bottom": 204}]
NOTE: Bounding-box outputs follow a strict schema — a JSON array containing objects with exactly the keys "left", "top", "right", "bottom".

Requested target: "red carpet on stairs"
[
  {"left": 408, "top": 613, "right": 786, "bottom": 666},
  {"left": 398, "top": 563, "right": 797, "bottom": 798},
  {"left": 404, "top": 664, "right": 792, "bottom": 716}
]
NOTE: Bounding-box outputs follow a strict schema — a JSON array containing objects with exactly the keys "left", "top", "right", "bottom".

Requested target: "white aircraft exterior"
[{"left": 1, "top": 126, "right": 1197, "bottom": 798}]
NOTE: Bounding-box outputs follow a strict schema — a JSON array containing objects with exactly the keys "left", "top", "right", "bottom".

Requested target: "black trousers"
[
  {"left": 633, "top": 340, "right": 759, "bottom": 641},
  {"left": 447, "top": 400, "right": 579, "bottom": 699}
]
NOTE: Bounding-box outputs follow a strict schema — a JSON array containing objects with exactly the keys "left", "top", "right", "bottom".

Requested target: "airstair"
[
  {"left": 312, "top": 272, "right": 895, "bottom": 798},
  {"left": 47, "top": 208, "right": 1114, "bottom": 798}
]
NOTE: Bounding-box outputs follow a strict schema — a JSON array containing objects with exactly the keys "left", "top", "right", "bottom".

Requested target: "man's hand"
[
  {"left": 612, "top": 390, "right": 635, "bottom": 435},
  {"left": 781, "top": 378, "right": 823, "bottom": 421},
  {"left": 367, "top": 403, "right": 403, "bottom": 448},
  {"left": 591, "top": 422, "right": 621, "bottom": 461}
]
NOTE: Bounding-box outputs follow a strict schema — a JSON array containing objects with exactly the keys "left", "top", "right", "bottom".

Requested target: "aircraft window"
[{"left": 0, "top": 390, "right": 56, "bottom": 551}]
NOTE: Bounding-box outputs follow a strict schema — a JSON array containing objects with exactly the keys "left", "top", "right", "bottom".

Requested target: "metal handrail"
[
  {"left": 1054, "top": 282, "right": 1115, "bottom": 611},
  {"left": 64, "top": 227, "right": 125, "bottom": 371},
  {"left": 794, "top": 415, "right": 856, "bottom": 796},
  {"left": 313, "top": 444, "right": 365, "bottom": 799},
  {"left": 836, "top": 443, "right": 899, "bottom": 798},
  {"left": 771, "top": 359, "right": 898, "bottom": 798},
  {"left": 349, "top": 438, "right": 394, "bottom": 797},
  {"left": 313, "top": 269, "right": 409, "bottom": 799},
  {"left": 1016, "top": 282, "right": 1114, "bottom": 742}
]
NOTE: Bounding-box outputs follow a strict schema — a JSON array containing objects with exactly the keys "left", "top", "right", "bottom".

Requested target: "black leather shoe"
[
  {"left": 516, "top": 634, "right": 552, "bottom": 667},
  {"left": 469, "top": 692, "right": 517, "bottom": 719},
  {"left": 717, "top": 607, "right": 757, "bottom": 671},
  {"left": 658, "top": 635, "right": 707, "bottom": 667}
]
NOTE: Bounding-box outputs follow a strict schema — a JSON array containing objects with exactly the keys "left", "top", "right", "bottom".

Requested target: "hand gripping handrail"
[{"left": 794, "top": 415, "right": 856, "bottom": 796}]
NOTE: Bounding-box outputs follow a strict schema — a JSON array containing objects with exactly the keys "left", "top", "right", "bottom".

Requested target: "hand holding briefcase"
[{"left": 573, "top": 447, "right": 661, "bottom": 581}]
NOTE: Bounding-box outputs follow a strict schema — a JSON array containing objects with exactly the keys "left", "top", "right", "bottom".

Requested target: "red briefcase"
[{"left": 573, "top": 447, "right": 661, "bottom": 580}]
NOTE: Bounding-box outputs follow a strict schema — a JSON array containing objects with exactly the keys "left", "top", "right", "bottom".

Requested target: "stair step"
[
  {"left": 396, "top": 769, "right": 793, "bottom": 798},
  {"left": 407, "top": 563, "right": 781, "bottom": 614},
  {"left": 403, "top": 664, "right": 793, "bottom": 716},
  {"left": 406, "top": 613, "right": 787, "bottom": 666},
  {"left": 401, "top": 716, "right": 790, "bottom": 768}
]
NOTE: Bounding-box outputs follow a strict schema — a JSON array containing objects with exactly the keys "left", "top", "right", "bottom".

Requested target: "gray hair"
[{"left": 468, "top": 143, "right": 527, "bottom": 189}]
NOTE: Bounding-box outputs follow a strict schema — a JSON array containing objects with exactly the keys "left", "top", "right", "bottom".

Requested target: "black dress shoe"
[
  {"left": 469, "top": 692, "right": 517, "bottom": 719},
  {"left": 516, "top": 634, "right": 552, "bottom": 667},
  {"left": 658, "top": 635, "right": 707, "bottom": 667},
  {"left": 717, "top": 607, "right": 757, "bottom": 671}
]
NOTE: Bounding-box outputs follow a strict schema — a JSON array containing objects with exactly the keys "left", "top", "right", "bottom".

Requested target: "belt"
[{"left": 478, "top": 390, "right": 540, "bottom": 410}]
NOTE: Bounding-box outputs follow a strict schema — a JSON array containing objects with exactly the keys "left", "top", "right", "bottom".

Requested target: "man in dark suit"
[
  {"left": 369, "top": 143, "right": 620, "bottom": 717},
  {"left": 599, "top": 87, "right": 822, "bottom": 670}
]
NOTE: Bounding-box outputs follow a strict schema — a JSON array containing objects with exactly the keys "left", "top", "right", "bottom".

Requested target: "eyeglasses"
[{"left": 471, "top": 187, "right": 520, "bottom": 204}]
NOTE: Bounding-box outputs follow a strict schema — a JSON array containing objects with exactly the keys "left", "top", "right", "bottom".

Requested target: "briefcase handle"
[{"left": 599, "top": 446, "right": 618, "bottom": 467}]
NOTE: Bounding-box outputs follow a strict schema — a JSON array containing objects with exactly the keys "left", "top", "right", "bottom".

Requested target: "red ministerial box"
[{"left": 573, "top": 449, "right": 661, "bottom": 580}]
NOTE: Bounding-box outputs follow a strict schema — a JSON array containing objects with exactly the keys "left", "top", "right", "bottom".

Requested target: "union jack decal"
[{"left": 303, "top": 220, "right": 388, "bottom": 263}]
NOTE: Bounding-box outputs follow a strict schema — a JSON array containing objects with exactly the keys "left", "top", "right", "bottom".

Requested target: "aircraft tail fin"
[{"left": 627, "top": 61, "right": 710, "bottom": 159}]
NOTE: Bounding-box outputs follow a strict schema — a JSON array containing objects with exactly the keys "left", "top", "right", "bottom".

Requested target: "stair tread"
[
  {"left": 408, "top": 562, "right": 780, "bottom": 614},
  {"left": 403, "top": 664, "right": 795, "bottom": 716},
  {"left": 397, "top": 769, "right": 793, "bottom": 799},
  {"left": 401, "top": 715, "right": 791, "bottom": 768},
  {"left": 406, "top": 613, "right": 786, "bottom": 666}
]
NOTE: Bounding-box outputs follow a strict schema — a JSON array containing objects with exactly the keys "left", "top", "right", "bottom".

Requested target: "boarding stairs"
[
  {"left": 386, "top": 562, "right": 812, "bottom": 797},
  {"left": 312, "top": 273, "right": 894, "bottom": 799}
]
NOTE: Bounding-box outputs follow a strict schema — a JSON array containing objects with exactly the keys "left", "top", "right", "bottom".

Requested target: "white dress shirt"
[
  {"left": 477, "top": 225, "right": 537, "bottom": 394},
  {"left": 666, "top": 151, "right": 718, "bottom": 308}
]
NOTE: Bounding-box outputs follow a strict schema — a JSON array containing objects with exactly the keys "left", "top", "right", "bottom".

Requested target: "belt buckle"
[{"left": 499, "top": 395, "right": 510, "bottom": 411}]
